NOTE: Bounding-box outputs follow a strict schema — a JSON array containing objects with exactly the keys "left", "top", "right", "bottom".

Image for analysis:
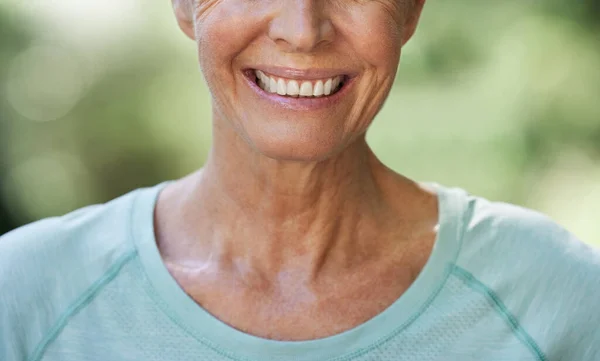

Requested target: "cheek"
[
  {"left": 194, "top": 1, "right": 266, "bottom": 73},
  {"left": 341, "top": 4, "right": 403, "bottom": 70}
]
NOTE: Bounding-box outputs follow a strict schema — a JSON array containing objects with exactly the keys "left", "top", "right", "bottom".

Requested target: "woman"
[{"left": 1, "top": 0, "right": 599, "bottom": 360}]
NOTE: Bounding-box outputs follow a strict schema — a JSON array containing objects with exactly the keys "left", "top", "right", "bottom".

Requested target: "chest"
[
  {"left": 165, "top": 235, "right": 436, "bottom": 341},
  {"left": 170, "top": 263, "right": 419, "bottom": 341},
  {"left": 38, "top": 270, "right": 547, "bottom": 361}
]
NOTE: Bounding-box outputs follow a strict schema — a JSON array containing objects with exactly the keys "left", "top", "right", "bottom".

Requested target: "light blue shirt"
[{"left": 1, "top": 182, "right": 599, "bottom": 361}]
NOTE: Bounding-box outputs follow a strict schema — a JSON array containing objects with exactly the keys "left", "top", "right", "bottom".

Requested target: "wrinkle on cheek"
[
  {"left": 194, "top": 0, "right": 222, "bottom": 19},
  {"left": 195, "top": 1, "right": 243, "bottom": 73},
  {"left": 344, "top": 7, "right": 402, "bottom": 63},
  {"left": 372, "top": 2, "right": 405, "bottom": 42},
  {"left": 195, "top": 0, "right": 266, "bottom": 53},
  {"left": 330, "top": 2, "right": 401, "bottom": 137},
  {"left": 339, "top": 0, "right": 406, "bottom": 28},
  {"left": 377, "top": 0, "right": 407, "bottom": 26}
]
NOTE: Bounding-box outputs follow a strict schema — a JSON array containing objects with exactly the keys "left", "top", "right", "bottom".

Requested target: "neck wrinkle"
[
  {"left": 162, "top": 121, "right": 420, "bottom": 282},
  {"left": 196, "top": 141, "right": 387, "bottom": 274}
]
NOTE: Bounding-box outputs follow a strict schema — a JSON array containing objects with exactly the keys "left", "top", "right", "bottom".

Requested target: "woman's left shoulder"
[
  {"left": 435, "top": 184, "right": 600, "bottom": 284},
  {"left": 445, "top": 190, "right": 600, "bottom": 358},
  {"left": 457, "top": 192, "right": 599, "bottom": 274},
  {"left": 452, "top": 191, "right": 600, "bottom": 359}
]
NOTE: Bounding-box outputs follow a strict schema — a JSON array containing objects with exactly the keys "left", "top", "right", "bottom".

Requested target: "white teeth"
[
  {"left": 313, "top": 81, "right": 324, "bottom": 96},
  {"left": 254, "top": 70, "right": 343, "bottom": 98},
  {"left": 300, "top": 82, "right": 313, "bottom": 97},
  {"left": 257, "top": 70, "right": 269, "bottom": 90},
  {"left": 286, "top": 80, "right": 300, "bottom": 96},
  {"left": 333, "top": 77, "right": 340, "bottom": 90},
  {"left": 277, "top": 78, "right": 286, "bottom": 95},
  {"left": 324, "top": 79, "right": 332, "bottom": 95}
]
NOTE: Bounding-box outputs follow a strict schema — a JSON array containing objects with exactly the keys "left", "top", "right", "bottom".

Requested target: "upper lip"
[{"left": 249, "top": 66, "right": 355, "bottom": 80}]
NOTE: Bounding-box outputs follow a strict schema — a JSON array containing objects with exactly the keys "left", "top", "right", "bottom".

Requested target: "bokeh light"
[
  {"left": 6, "top": 45, "right": 88, "bottom": 122},
  {"left": 2, "top": 151, "right": 96, "bottom": 221}
]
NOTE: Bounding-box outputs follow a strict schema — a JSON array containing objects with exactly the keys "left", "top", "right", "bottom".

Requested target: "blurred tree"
[
  {"left": 0, "top": 5, "right": 32, "bottom": 235},
  {"left": 0, "top": 3, "right": 208, "bottom": 231},
  {"left": 542, "top": 0, "right": 600, "bottom": 28}
]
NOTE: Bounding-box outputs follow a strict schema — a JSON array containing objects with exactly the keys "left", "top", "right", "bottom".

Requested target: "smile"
[{"left": 252, "top": 70, "right": 346, "bottom": 98}]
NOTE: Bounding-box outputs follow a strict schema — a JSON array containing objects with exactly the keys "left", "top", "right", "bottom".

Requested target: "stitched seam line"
[
  {"left": 27, "top": 250, "right": 137, "bottom": 361},
  {"left": 134, "top": 257, "right": 257, "bottom": 361},
  {"left": 137, "top": 256, "right": 457, "bottom": 361},
  {"left": 450, "top": 264, "right": 548, "bottom": 361},
  {"left": 131, "top": 185, "right": 469, "bottom": 361},
  {"left": 329, "top": 262, "right": 456, "bottom": 361}
]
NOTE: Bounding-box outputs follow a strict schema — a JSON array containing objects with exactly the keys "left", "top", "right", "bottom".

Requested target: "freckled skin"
[{"left": 159, "top": 0, "right": 435, "bottom": 341}]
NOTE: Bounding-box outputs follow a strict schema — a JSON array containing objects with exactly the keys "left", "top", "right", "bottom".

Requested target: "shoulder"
[
  {"left": 0, "top": 188, "right": 142, "bottom": 359},
  {"left": 452, "top": 190, "right": 600, "bottom": 359},
  {"left": 456, "top": 193, "right": 599, "bottom": 281},
  {"left": 0, "top": 188, "right": 140, "bottom": 276}
]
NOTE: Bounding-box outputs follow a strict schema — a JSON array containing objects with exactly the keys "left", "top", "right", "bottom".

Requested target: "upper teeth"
[{"left": 254, "top": 70, "right": 343, "bottom": 97}]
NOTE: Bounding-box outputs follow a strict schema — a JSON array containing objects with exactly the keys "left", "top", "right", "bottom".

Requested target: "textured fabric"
[{"left": 1, "top": 182, "right": 599, "bottom": 361}]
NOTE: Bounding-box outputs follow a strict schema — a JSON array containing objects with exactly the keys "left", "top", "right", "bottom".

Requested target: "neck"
[
  {"left": 206, "top": 135, "right": 380, "bottom": 219},
  {"left": 156, "top": 122, "right": 432, "bottom": 283}
]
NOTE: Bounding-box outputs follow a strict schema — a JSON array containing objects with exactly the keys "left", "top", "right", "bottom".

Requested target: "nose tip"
[
  {"left": 286, "top": 22, "right": 331, "bottom": 53},
  {"left": 268, "top": 1, "right": 334, "bottom": 53}
]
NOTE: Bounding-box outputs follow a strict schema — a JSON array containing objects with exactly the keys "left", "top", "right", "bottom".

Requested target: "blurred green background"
[{"left": 0, "top": 0, "right": 599, "bottom": 245}]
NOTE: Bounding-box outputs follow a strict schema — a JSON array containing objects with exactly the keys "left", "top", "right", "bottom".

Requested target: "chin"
[{"left": 247, "top": 125, "right": 347, "bottom": 162}]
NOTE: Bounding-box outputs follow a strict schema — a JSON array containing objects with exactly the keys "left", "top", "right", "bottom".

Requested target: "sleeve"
[
  {"left": 457, "top": 197, "right": 600, "bottom": 361},
  {"left": 507, "top": 222, "right": 600, "bottom": 361},
  {"left": 551, "top": 234, "right": 600, "bottom": 361},
  {"left": 0, "top": 218, "right": 65, "bottom": 361}
]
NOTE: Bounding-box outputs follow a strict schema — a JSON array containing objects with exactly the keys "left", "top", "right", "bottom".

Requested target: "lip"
[{"left": 242, "top": 69, "right": 357, "bottom": 111}]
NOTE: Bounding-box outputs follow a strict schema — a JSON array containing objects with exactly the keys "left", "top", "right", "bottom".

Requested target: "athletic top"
[{"left": 1, "top": 182, "right": 599, "bottom": 361}]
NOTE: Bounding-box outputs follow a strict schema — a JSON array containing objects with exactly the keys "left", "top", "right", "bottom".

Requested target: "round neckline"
[{"left": 131, "top": 181, "right": 466, "bottom": 361}]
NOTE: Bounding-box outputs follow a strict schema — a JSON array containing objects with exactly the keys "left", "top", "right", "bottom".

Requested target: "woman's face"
[{"left": 175, "top": 0, "right": 423, "bottom": 161}]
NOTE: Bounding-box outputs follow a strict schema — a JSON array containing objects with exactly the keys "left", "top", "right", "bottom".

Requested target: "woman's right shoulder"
[
  {"left": 0, "top": 189, "right": 139, "bottom": 271},
  {"left": 0, "top": 189, "right": 141, "bottom": 312},
  {"left": 0, "top": 189, "right": 144, "bottom": 360},
  {"left": 0, "top": 211, "right": 87, "bottom": 264},
  {"left": 0, "top": 206, "right": 103, "bottom": 278}
]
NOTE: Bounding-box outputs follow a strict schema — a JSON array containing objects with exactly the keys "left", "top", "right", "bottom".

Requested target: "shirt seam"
[
  {"left": 135, "top": 256, "right": 459, "bottom": 361},
  {"left": 133, "top": 257, "right": 258, "bottom": 361},
  {"left": 329, "top": 262, "right": 457, "bottom": 361},
  {"left": 130, "top": 184, "right": 470, "bottom": 361},
  {"left": 450, "top": 264, "right": 548, "bottom": 361},
  {"left": 27, "top": 250, "right": 137, "bottom": 361},
  {"left": 129, "top": 188, "right": 250, "bottom": 361}
]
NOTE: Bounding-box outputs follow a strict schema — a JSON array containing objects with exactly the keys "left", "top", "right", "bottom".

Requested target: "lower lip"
[{"left": 243, "top": 71, "right": 356, "bottom": 111}]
